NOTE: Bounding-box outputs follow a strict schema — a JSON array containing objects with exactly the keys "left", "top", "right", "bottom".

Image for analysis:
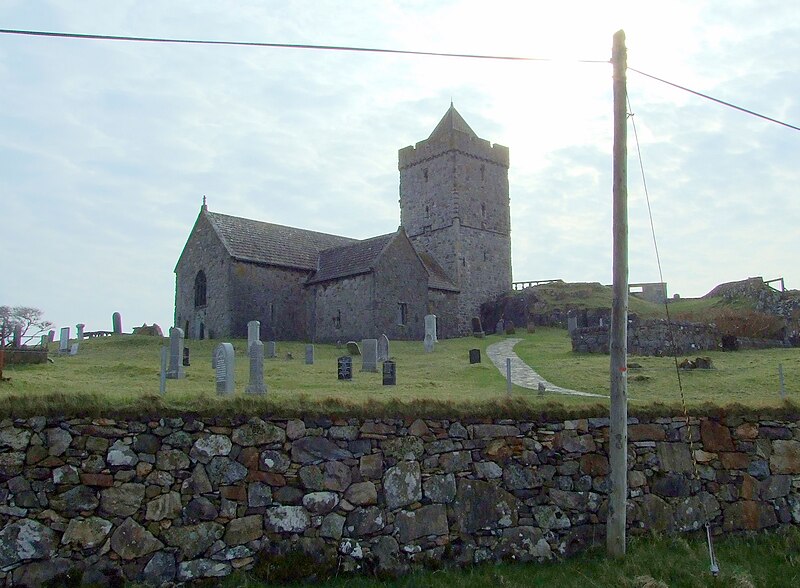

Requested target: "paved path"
[{"left": 485, "top": 338, "right": 608, "bottom": 399}]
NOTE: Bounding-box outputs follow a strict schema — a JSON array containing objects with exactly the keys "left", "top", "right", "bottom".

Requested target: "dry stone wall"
[
  {"left": 572, "top": 319, "right": 721, "bottom": 355},
  {"left": 1, "top": 413, "right": 799, "bottom": 586}
]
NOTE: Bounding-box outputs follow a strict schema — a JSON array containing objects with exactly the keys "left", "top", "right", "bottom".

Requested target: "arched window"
[{"left": 194, "top": 271, "right": 207, "bottom": 308}]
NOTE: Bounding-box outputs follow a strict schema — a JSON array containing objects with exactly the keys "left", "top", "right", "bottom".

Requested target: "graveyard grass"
[{"left": 0, "top": 328, "right": 798, "bottom": 418}]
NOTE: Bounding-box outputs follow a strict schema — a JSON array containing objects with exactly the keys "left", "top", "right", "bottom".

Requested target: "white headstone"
[
  {"left": 424, "top": 332, "right": 434, "bottom": 353},
  {"left": 247, "top": 320, "right": 261, "bottom": 351},
  {"left": 567, "top": 316, "right": 578, "bottom": 334},
  {"left": 305, "top": 344, "right": 314, "bottom": 365},
  {"left": 424, "top": 314, "right": 438, "bottom": 342},
  {"left": 76, "top": 323, "right": 85, "bottom": 340},
  {"left": 166, "top": 327, "right": 185, "bottom": 379},
  {"left": 214, "top": 342, "right": 235, "bottom": 395},
  {"left": 69, "top": 343, "right": 79, "bottom": 356},
  {"left": 59, "top": 327, "right": 70, "bottom": 353},
  {"left": 267, "top": 341, "right": 277, "bottom": 358},
  {"left": 361, "top": 339, "right": 378, "bottom": 372},
  {"left": 377, "top": 334, "right": 390, "bottom": 362},
  {"left": 246, "top": 341, "right": 267, "bottom": 395}
]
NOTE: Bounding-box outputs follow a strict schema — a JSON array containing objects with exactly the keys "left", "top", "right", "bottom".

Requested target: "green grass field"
[{"left": 1, "top": 328, "right": 797, "bottom": 418}]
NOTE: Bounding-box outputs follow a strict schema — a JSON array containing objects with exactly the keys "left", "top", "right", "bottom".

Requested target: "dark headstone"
[
  {"left": 112, "top": 312, "right": 122, "bottom": 335},
  {"left": 182, "top": 347, "right": 190, "bottom": 367},
  {"left": 469, "top": 349, "right": 481, "bottom": 364},
  {"left": 505, "top": 320, "right": 516, "bottom": 335},
  {"left": 382, "top": 360, "right": 396, "bottom": 386},
  {"left": 338, "top": 356, "right": 352, "bottom": 381},
  {"left": 346, "top": 341, "right": 361, "bottom": 356}
]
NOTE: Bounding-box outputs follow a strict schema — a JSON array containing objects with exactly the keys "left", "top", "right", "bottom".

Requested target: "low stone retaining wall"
[
  {"left": 0, "top": 413, "right": 798, "bottom": 586},
  {"left": 572, "top": 319, "right": 721, "bottom": 355}
]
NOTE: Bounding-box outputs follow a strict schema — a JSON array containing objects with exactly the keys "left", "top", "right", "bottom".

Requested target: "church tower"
[{"left": 399, "top": 105, "right": 511, "bottom": 334}]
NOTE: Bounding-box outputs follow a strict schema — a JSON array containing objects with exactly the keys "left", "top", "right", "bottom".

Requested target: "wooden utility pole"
[{"left": 607, "top": 29, "right": 629, "bottom": 558}]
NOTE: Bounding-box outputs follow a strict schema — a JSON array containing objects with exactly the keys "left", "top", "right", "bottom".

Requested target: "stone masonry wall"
[
  {"left": 572, "top": 320, "right": 721, "bottom": 356},
  {"left": 1, "top": 413, "right": 798, "bottom": 586}
]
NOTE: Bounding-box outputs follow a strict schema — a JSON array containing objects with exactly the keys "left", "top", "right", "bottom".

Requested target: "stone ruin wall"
[{"left": 1, "top": 413, "right": 798, "bottom": 586}]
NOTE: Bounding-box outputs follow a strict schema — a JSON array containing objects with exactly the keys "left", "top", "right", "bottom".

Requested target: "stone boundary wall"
[
  {"left": 572, "top": 319, "right": 720, "bottom": 355},
  {"left": 1, "top": 413, "right": 799, "bottom": 586}
]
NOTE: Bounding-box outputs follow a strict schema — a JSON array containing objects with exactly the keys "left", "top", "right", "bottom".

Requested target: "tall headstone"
[
  {"left": 382, "top": 360, "right": 396, "bottom": 385},
  {"left": 377, "top": 334, "right": 390, "bottom": 362},
  {"left": 361, "top": 339, "right": 378, "bottom": 372},
  {"left": 76, "top": 324, "right": 85, "bottom": 340},
  {"left": 247, "top": 321, "right": 261, "bottom": 351},
  {"left": 424, "top": 333, "right": 434, "bottom": 353},
  {"left": 267, "top": 341, "right": 277, "bottom": 359},
  {"left": 112, "top": 312, "right": 122, "bottom": 335},
  {"left": 59, "top": 327, "right": 70, "bottom": 353},
  {"left": 424, "top": 314, "right": 438, "bottom": 342},
  {"left": 246, "top": 341, "right": 267, "bottom": 395},
  {"left": 12, "top": 325, "right": 22, "bottom": 348},
  {"left": 305, "top": 344, "right": 314, "bottom": 365},
  {"left": 183, "top": 347, "right": 190, "bottom": 366},
  {"left": 48, "top": 330, "right": 55, "bottom": 343},
  {"left": 159, "top": 346, "right": 167, "bottom": 394},
  {"left": 166, "top": 327, "right": 185, "bottom": 379},
  {"left": 214, "top": 343, "right": 235, "bottom": 395},
  {"left": 337, "top": 356, "right": 353, "bottom": 380}
]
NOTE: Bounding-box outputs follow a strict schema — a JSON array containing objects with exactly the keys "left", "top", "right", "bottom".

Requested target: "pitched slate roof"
[
  {"left": 418, "top": 252, "right": 459, "bottom": 292},
  {"left": 429, "top": 104, "right": 477, "bottom": 141},
  {"left": 306, "top": 233, "right": 396, "bottom": 285},
  {"left": 205, "top": 210, "right": 355, "bottom": 270}
]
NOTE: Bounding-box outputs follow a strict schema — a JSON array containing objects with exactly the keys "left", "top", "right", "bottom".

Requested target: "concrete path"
[{"left": 485, "top": 338, "right": 608, "bottom": 399}]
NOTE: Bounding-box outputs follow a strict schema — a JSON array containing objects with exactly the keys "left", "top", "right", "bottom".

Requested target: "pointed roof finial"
[{"left": 201, "top": 195, "right": 207, "bottom": 211}]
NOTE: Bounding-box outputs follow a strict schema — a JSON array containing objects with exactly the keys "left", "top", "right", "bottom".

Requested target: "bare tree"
[{"left": 0, "top": 306, "right": 53, "bottom": 347}]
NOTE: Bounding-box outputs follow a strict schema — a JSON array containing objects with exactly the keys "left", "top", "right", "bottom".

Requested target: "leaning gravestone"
[
  {"left": 471, "top": 317, "right": 485, "bottom": 338},
  {"left": 214, "top": 343, "right": 235, "bottom": 395},
  {"left": 377, "top": 334, "right": 390, "bottom": 362},
  {"left": 361, "top": 339, "right": 378, "bottom": 372},
  {"left": 424, "top": 332, "right": 434, "bottom": 353},
  {"left": 246, "top": 341, "right": 266, "bottom": 395},
  {"left": 112, "top": 312, "right": 122, "bottom": 335},
  {"left": 424, "top": 314, "right": 438, "bottom": 342},
  {"left": 267, "top": 341, "right": 277, "bottom": 358},
  {"left": 305, "top": 344, "right": 314, "bottom": 365},
  {"left": 76, "top": 323, "right": 85, "bottom": 340},
  {"left": 59, "top": 327, "right": 70, "bottom": 353},
  {"left": 346, "top": 341, "right": 361, "bottom": 356},
  {"left": 247, "top": 321, "right": 260, "bottom": 351},
  {"left": 166, "top": 327, "right": 185, "bottom": 379}
]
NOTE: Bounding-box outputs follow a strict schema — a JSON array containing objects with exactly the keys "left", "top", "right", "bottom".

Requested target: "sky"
[{"left": 1, "top": 0, "right": 798, "bottom": 336}]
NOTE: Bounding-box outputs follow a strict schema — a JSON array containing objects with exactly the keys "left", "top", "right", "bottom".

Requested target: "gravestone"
[
  {"left": 76, "top": 324, "right": 85, "bottom": 340},
  {"left": 361, "top": 339, "right": 378, "bottom": 372},
  {"left": 159, "top": 346, "right": 167, "bottom": 395},
  {"left": 346, "top": 341, "right": 361, "bottom": 356},
  {"left": 112, "top": 312, "right": 122, "bottom": 335},
  {"left": 505, "top": 320, "right": 516, "bottom": 335},
  {"left": 12, "top": 325, "right": 22, "bottom": 347},
  {"left": 267, "top": 341, "right": 277, "bottom": 358},
  {"left": 424, "top": 314, "right": 438, "bottom": 342},
  {"left": 377, "top": 334, "right": 390, "bottom": 362},
  {"left": 69, "top": 343, "right": 79, "bottom": 356},
  {"left": 567, "top": 316, "right": 578, "bottom": 334},
  {"left": 424, "top": 332, "right": 434, "bottom": 353},
  {"left": 495, "top": 318, "right": 505, "bottom": 335},
  {"left": 48, "top": 330, "right": 55, "bottom": 343},
  {"left": 337, "top": 356, "right": 352, "bottom": 380},
  {"left": 471, "top": 317, "right": 485, "bottom": 338},
  {"left": 183, "top": 347, "right": 190, "bottom": 367},
  {"left": 214, "top": 343, "right": 235, "bottom": 395},
  {"left": 538, "top": 382, "right": 546, "bottom": 395},
  {"left": 247, "top": 321, "right": 260, "bottom": 351},
  {"left": 469, "top": 349, "right": 481, "bottom": 364},
  {"left": 39, "top": 335, "right": 48, "bottom": 347},
  {"left": 59, "top": 327, "right": 70, "bottom": 353},
  {"left": 246, "top": 341, "right": 267, "bottom": 395},
  {"left": 166, "top": 327, "right": 185, "bottom": 379},
  {"left": 382, "top": 360, "right": 396, "bottom": 385},
  {"left": 305, "top": 344, "right": 314, "bottom": 365},
  {"left": 527, "top": 322, "right": 536, "bottom": 333}
]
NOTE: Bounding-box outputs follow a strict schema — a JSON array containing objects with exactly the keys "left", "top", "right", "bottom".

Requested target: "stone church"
[{"left": 174, "top": 105, "right": 512, "bottom": 341}]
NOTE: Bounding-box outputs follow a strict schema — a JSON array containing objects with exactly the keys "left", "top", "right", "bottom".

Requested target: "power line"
[
  {"left": 630, "top": 67, "right": 800, "bottom": 132},
  {"left": 0, "top": 28, "right": 608, "bottom": 64},
  {"left": 2, "top": 28, "right": 798, "bottom": 132}
]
